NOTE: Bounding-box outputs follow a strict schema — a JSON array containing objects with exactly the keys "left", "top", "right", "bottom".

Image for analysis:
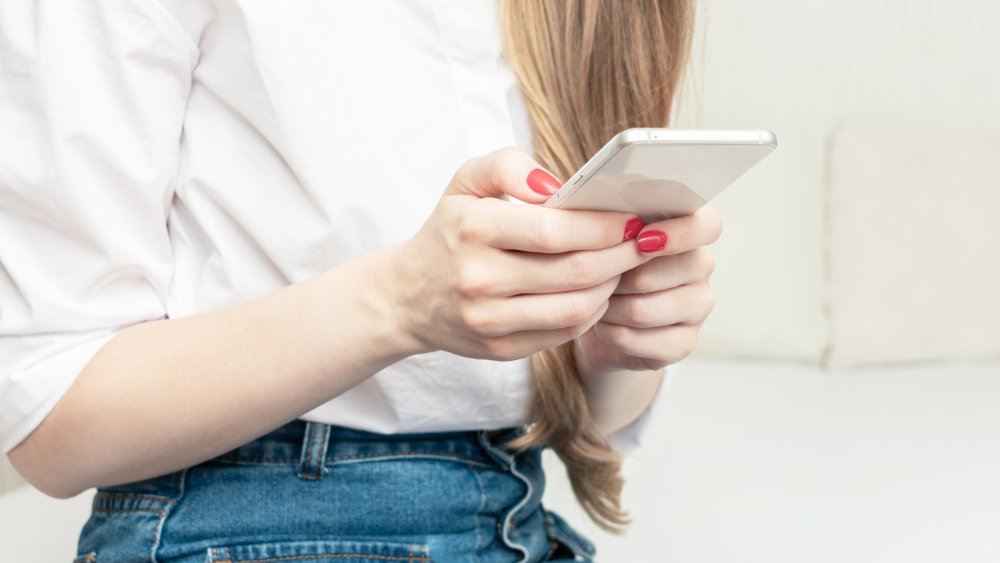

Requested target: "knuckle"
[
  {"left": 664, "top": 328, "right": 699, "bottom": 364},
  {"left": 491, "top": 147, "right": 523, "bottom": 186},
  {"left": 451, "top": 156, "right": 487, "bottom": 193},
  {"left": 660, "top": 351, "right": 684, "bottom": 366},
  {"left": 452, "top": 158, "right": 476, "bottom": 184},
  {"left": 709, "top": 210, "right": 724, "bottom": 242},
  {"left": 482, "top": 338, "right": 521, "bottom": 361},
  {"left": 625, "top": 296, "right": 652, "bottom": 327},
  {"left": 702, "top": 288, "right": 717, "bottom": 316},
  {"left": 681, "top": 329, "right": 700, "bottom": 358},
  {"left": 560, "top": 295, "right": 592, "bottom": 327},
  {"left": 455, "top": 215, "right": 486, "bottom": 244},
  {"left": 628, "top": 268, "right": 657, "bottom": 294},
  {"left": 600, "top": 322, "right": 631, "bottom": 351},
  {"left": 494, "top": 146, "right": 522, "bottom": 166},
  {"left": 698, "top": 206, "right": 724, "bottom": 244},
  {"left": 567, "top": 322, "right": 590, "bottom": 340},
  {"left": 700, "top": 250, "right": 717, "bottom": 278},
  {"left": 597, "top": 216, "right": 623, "bottom": 247},
  {"left": 456, "top": 305, "right": 483, "bottom": 333},
  {"left": 565, "top": 253, "right": 597, "bottom": 286},
  {"left": 531, "top": 217, "right": 562, "bottom": 251},
  {"left": 561, "top": 318, "right": 591, "bottom": 341},
  {"left": 686, "top": 281, "right": 715, "bottom": 317},
  {"left": 480, "top": 338, "right": 505, "bottom": 360},
  {"left": 465, "top": 308, "right": 500, "bottom": 337},
  {"left": 453, "top": 264, "right": 487, "bottom": 297},
  {"left": 640, "top": 358, "right": 670, "bottom": 371}
]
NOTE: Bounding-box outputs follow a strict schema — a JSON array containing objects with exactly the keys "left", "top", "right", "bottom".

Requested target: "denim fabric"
[{"left": 74, "top": 421, "right": 597, "bottom": 563}]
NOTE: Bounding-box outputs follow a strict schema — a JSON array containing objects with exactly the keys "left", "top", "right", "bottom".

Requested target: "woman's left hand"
[{"left": 574, "top": 206, "right": 723, "bottom": 373}]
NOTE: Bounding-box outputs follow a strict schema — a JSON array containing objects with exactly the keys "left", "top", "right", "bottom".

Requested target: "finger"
[
  {"left": 593, "top": 321, "right": 701, "bottom": 366},
  {"left": 477, "top": 299, "right": 611, "bottom": 361},
  {"left": 444, "top": 146, "right": 562, "bottom": 203},
  {"left": 601, "top": 281, "right": 715, "bottom": 329},
  {"left": 459, "top": 197, "right": 641, "bottom": 253},
  {"left": 463, "top": 277, "right": 619, "bottom": 337},
  {"left": 575, "top": 329, "right": 670, "bottom": 372},
  {"left": 616, "top": 247, "right": 716, "bottom": 295},
  {"left": 488, "top": 243, "right": 647, "bottom": 296},
  {"left": 634, "top": 206, "right": 723, "bottom": 256}
]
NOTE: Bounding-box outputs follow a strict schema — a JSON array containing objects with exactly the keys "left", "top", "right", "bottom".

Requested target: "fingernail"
[
  {"left": 527, "top": 168, "right": 561, "bottom": 196},
  {"left": 636, "top": 230, "right": 668, "bottom": 253},
  {"left": 623, "top": 217, "right": 644, "bottom": 241}
]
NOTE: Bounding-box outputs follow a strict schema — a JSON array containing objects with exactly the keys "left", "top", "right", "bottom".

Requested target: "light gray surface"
[
  {"left": 0, "top": 485, "right": 92, "bottom": 559},
  {"left": 2, "top": 359, "right": 999, "bottom": 562},
  {"left": 0, "top": 457, "right": 25, "bottom": 495},
  {"left": 542, "top": 359, "right": 1000, "bottom": 562}
]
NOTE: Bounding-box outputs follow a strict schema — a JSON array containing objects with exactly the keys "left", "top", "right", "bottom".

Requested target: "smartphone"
[{"left": 543, "top": 128, "right": 777, "bottom": 222}]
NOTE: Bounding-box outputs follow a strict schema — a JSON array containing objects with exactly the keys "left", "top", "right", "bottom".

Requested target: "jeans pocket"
[
  {"left": 205, "top": 540, "right": 431, "bottom": 563},
  {"left": 543, "top": 510, "right": 597, "bottom": 562},
  {"left": 72, "top": 552, "right": 97, "bottom": 563},
  {"left": 77, "top": 492, "right": 174, "bottom": 563}
]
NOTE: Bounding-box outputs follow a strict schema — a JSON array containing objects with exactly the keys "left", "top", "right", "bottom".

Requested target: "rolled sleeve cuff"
[{"left": 0, "top": 330, "right": 119, "bottom": 454}]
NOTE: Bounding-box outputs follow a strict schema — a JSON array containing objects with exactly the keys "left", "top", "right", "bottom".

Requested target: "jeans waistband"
[
  {"left": 87, "top": 420, "right": 597, "bottom": 562},
  {"left": 212, "top": 420, "right": 527, "bottom": 480}
]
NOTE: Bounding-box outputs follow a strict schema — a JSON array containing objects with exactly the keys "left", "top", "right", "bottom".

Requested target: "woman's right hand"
[{"left": 385, "top": 147, "right": 650, "bottom": 361}]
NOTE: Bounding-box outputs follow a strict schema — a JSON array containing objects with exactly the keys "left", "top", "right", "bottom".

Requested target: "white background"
[{"left": 3, "top": 1, "right": 1000, "bottom": 561}]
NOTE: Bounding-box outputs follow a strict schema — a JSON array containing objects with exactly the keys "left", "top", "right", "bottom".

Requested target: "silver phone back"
[{"left": 544, "top": 128, "right": 777, "bottom": 222}]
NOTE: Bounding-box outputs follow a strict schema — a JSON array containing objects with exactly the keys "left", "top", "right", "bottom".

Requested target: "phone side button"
[{"left": 570, "top": 174, "right": 584, "bottom": 185}]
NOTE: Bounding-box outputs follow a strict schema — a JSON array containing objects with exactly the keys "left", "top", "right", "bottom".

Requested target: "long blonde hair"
[{"left": 499, "top": 0, "right": 694, "bottom": 533}]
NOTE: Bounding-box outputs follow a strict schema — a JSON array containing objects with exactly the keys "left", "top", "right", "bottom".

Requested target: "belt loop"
[
  {"left": 297, "top": 421, "right": 331, "bottom": 480},
  {"left": 478, "top": 429, "right": 516, "bottom": 469}
]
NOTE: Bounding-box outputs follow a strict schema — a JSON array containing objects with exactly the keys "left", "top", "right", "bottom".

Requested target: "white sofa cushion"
[
  {"left": 828, "top": 122, "right": 1000, "bottom": 367},
  {"left": 693, "top": 126, "right": 829, "bottom": 362}
]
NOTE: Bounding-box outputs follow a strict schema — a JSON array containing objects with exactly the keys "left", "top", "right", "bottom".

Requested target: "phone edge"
[{"left": 543, "top": 128, "right": 777, "bottom": 209}]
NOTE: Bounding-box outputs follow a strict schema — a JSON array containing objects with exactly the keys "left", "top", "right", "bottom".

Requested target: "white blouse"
[{"left": 0, "top": 0, "right": 673, "bottom": 454}]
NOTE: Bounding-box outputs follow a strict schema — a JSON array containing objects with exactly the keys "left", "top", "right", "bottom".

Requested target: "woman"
[{"left": 0, "top": 0, "right": 716, "bottom": 561}]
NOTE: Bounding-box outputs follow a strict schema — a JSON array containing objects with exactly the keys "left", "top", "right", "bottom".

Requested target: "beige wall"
[
  {"left": 679, "top": 0, "right": 1000, "bottom": 363},
  {"left": 3, "top": 0, "right": 998, "bottom": 499}
]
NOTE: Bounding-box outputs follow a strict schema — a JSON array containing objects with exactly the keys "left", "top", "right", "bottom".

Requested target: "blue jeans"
[{"left": 74, "top": 421, "right": 597, "bottom": 562}]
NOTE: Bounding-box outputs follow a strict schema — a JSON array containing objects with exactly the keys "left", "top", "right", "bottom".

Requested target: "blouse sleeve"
[{"left": 0, "top": 0, "right": 198, "bottom": 453}]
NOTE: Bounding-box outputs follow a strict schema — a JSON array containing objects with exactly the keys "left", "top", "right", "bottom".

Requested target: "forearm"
[
  {"left": 9, "top": 245, "right": 420, "bottom": 498},
  {"left": 573, "top": 340, "right": 664, "bottom": 435},
  {"left": 584, "top": 368, "right": 664, "bottom": 435}
]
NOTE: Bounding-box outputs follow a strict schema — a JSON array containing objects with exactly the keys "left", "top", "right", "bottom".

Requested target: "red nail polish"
[
  {"left": 623, "top": 217, "right": 644, "bottom": 241},
  {"left": 527, "top": 168, "right": 561, "bottom": 196},
  {"left": 636, "top": 230, "right": 668, "bottom": 253}
]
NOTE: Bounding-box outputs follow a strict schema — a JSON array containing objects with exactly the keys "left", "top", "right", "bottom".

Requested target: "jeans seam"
[
  {"left": 329, "top": 452, "right": 495, "bottom": 468},
  {"left": 216, "top": 451, "right": 494, "bottom": 467},
  {"left": 477, "top": 432, "right": 532, "bottom": 563},
  {"left": 89, "top": 507, "right": 166, "bottom": 514},
  {"left": 86, "top": 423, "right": 569, "bottom": 561},
  {"left": 149, "top": 468, "right": 187, "bottom": 563},
  {"left": 466, "top": 465, "right": 489, "bottom": 563},
  {"left": 315, "top": 424, "right": 331, "bottom": 478},
  {"left": 92, "top": 493, "right": 175, "bottom": 504},
  {"left": 297, "top": 422, "right": 317, "bottom": 480},
  {"left": 214, "top": 555, "right": 424, "bottom": 562}
]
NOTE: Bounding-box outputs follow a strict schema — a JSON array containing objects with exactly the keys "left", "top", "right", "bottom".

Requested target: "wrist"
[
  {"left": 301, "top": 244, "right": 429, "bottom": 378},
  {"left": 361, "top": 242, "right": 433, "bottom": 358},
  {"left": 573, "top": 337, "right": 665, "bottom": 434}
]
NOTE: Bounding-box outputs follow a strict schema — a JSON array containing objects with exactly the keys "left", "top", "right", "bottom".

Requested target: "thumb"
[{"left": 444, "top": 146, "right": 563, "bottom": 203}]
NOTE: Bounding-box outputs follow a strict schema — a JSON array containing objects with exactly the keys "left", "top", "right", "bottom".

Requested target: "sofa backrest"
[{"left": 679, "top": 0, "right": 1000, "bottom": 367}]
